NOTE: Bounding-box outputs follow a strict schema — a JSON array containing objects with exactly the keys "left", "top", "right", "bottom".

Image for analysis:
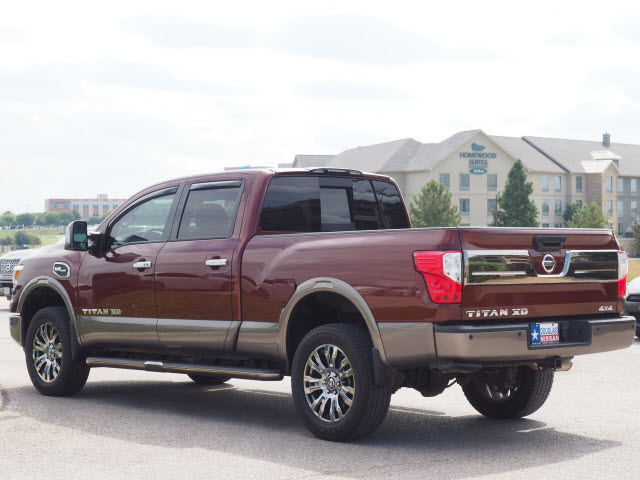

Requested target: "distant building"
[
  {"left": 293, "top": 155, "right": 335, "bottom": 168},
  {"left": 294, "top": 130, "right": 638, "bottom": 235},
  {"left": 45, "top": 194, "right": 128, "bottom": 218}
]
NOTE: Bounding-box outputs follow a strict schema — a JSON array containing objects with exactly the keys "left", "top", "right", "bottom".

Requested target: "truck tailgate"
[{"left": 459, "top": 228, "right": 624, "bottom": 320}]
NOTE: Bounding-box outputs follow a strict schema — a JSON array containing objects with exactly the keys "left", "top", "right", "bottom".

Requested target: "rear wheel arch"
[
  {"left": 18, "top": 277, "right": 82, "bottom": 356},
  {"left": 278, "top": 277, "right": 388, "bottom": 371}
]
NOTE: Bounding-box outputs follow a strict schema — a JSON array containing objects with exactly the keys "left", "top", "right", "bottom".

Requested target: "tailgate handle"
[{"left": 533, "top": 235, "right": 566, "bottom": 252}]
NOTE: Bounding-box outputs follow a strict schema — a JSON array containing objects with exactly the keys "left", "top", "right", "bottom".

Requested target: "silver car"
[{"left": 0, "top": 238, "right": 65, "bottom": 300}]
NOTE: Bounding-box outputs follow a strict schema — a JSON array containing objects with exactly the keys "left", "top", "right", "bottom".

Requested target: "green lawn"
[
  {"left": 0, "top": 227, "right": 65, "bottom": 252},
  {"left": 628, "top": 258, "right": 640, "bottom": 282}
]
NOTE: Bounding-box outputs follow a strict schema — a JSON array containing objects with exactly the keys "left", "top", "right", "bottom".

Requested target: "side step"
[{"left": 85, "top": 357, "right": 283, "bottom": 381}]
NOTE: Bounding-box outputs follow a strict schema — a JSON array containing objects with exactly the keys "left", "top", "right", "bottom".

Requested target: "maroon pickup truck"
[{"left": 8, "top": 168, "right": 636, "bottom": 441}]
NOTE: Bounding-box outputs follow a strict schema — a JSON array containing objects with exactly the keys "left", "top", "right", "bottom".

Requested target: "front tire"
[
  {"left": 461, "top": 366, "right": 553, "bottom": 419},
  {"left": 25, "top": 307, "right": 89, "bottom": 396},
  {"left": 291, "top": 323, "right": 391, "bottom": 441}
]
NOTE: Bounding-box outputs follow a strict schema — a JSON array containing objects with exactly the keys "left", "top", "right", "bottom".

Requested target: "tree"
[
  {"left": 495, "top": 160, "right": 539, "bottom": 227},
  {"left": 567, "top": 202, "right": 608, "bottom": 228},
  {"left": 563, "top": 203, "right": 581, "bottom": 224},
  {"left": 88, "top": 211, "right": 111, "bottom": 225},
  {"left": 16, "top": 213, "right": 36, "bottom": 227},
  {"left": 14, "top": 231, "right": 31, "bottom": 246},
  {"left": 0, "top": 212, "right": 16, "bottom": 227},
  {"left": 58, "top": 211, "right": 77, "bottom": 224},
  {"left": 37, "top": 211, "right": 61, "bottom": 226},
  {"left": 409, "top": 180, "right": 461, "bottom": 227}
]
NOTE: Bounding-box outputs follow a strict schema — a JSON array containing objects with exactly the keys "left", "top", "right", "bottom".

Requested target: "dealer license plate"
[
  {"left": 3, "top": 287, "right": 10, "bottom": 296},
  {"left": 530, "top": 322, "right": 559, "bottom": 346}
]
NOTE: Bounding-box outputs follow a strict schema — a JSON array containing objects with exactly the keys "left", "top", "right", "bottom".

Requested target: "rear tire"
[
  {"left": 25, "top": 307, "right": 89, "bottom": 396},
  {"left": 462, "top": 366, "right": 553, "bottom": 419},
  {"left": 291, "top": 323, "right": 391, "bottom": 441},
  {"left": 187, "top": 374, "right": 231, "bottom": 385}
]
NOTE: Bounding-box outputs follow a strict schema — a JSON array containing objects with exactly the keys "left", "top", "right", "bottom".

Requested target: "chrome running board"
[{"left": 85, "top": 356, "right": 283, "bottom": 380}]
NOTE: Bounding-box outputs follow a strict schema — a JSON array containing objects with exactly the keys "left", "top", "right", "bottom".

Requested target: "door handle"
[
  {"left": 133, "top": 261, "right": 152, "bottom": 269},
  {"left": 205, "top": 258, "right": 228, "bottom": 267}
]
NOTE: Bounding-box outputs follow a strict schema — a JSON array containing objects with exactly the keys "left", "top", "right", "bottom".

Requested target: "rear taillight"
[
  {"left": 618, "top": 250, "right": 628, "bottom": 298},
  {"left": 413, "top": 251, "right": 462, "bottom": 304}
]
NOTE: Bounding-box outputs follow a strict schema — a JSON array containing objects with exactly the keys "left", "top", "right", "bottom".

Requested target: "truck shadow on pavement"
[{"left": 7, "top": 378, "right": 621, "bottom": 480}]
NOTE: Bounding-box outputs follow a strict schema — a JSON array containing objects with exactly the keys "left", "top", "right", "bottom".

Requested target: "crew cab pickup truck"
[{"left": 9, "top": 169, "right": 637, "bottom": 441}]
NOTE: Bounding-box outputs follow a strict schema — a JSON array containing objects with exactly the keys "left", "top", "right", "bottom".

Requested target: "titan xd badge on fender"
[{"left": 52, "top": 262, "right": 71, "bottom": 279}]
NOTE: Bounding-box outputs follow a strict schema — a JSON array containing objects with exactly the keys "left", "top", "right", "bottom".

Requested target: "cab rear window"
[{"left": 260, "top": 176, "right": 409, "bottom": 232}]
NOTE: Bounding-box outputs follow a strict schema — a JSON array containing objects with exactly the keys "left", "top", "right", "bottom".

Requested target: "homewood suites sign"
[{"left": 459, "top": 143, "right": 496, "bottom": 174}]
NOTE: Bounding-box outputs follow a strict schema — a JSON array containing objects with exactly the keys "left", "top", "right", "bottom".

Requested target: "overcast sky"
[{"left": 2, "top": 0, "right": 640, "bottom": 212}]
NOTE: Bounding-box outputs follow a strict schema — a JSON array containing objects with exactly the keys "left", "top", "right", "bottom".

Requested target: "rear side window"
[
  {"left": 260, "top": 176, "right": 408, "bottom": 232},
  {"left": 372, "top": 180, "right": 410, "bottom": 229},
  {"left": 177, "top": 181, "right": 243, "bottom": 239}
]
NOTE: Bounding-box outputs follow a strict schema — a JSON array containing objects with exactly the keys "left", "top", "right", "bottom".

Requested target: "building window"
[
  {"left": 93, "top": 212, "right": 99, "bottom": 217},
  {"left": 73, "top": 204, "right": 79, "bottom": 209},
  {"left": 93, "top": 204, "right": 99, "bottom": 209},
  {"left": 576, "top": 176, "right": 583, "bottom": 193},
  {"left": 439, "top": 173, "right": 450, "bottom": 190},
  {"left": 618, "top": 223, "right": 624, "bottom": 236},
  {"left": 606, "top": 200, "right": 613, "bottom": 216},
  {"left": 113, "top": 204, "right": 119, "bottom": 209},
  {"left": 542, "top": 176, "right": 549, "bottom": 192},
  {"left": 542, "top": 200, "right": 549, "bottom": 216},
  {"left": 63, "top": 204, "right": 69, "bottom": 209},
  {"left": 53, "top": 204, "right": 59, "bottom": 208},
  {"left": 555, "top": 199, "right": 562, "bottom": 215},
  {"left": 618, "top": 177, "right": 623, "bottom": 193},
  {"left": 618, "top": 201, "right": 623, "bottom": 217},
  {"left": 542, "top": 223, "right": 550, "bottom": 228},
  {"left": 606, "top": 176, "right": 613, "bottom": 193},
  {"left": 460, "top": 198, "right": 470, "bottom": 216},
  {"left": 555, "top": 223, "right": 562, "bottom": 228},
  {"left": 83, "top": 204, "right": 89, "bottom": 209},
  {"left": 632, "top": 179, "right": 638, "bottom": 195},
  {"left": 487, "top": 174, "right": 497, "bottom": 192},
  {"left": 83, "top": 213, "right": 89, "bottom": 218},
  {"left": 632, "top": 201, "right": 637, "bottom": 216},
  {"left": 460, "top": 223, "right": 470, "bottom": 227},
  {"left": 576, "top": 200, "right": 583, "bottom": 209},
  {"left": 487, "top": 198, "right": 497, "bottom": 216},
  {"left": 554, "top": 176, "right": 562, "bottom": 193},
  {"left": 459, "top": 174, "right": 470, "bottom": 192}
]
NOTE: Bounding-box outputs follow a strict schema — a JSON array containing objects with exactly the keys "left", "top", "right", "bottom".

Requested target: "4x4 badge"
[
  {"left": 542, "top": 254, "right": 556, "bottom": 273},
  {"left": 52, "top": 262, "right": 71, "bottom": 279}
]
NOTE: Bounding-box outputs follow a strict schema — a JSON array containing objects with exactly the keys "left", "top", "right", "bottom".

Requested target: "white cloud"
[{"left": 1, "top": 0, "right": 640, "bottom": 212}]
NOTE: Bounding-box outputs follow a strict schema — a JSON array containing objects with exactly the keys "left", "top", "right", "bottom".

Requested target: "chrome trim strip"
[
  {"left": 205, "top": 258, "right": 228, "bottom": 267},
  {"left": 466, "top": 249, "right": 530, "bottom": 257},
  {"left": 464, "top": 249, "right": 619, "bottom": 285},
  {"left": 471, "top": 271, "right": 527, "bottom": 276}
]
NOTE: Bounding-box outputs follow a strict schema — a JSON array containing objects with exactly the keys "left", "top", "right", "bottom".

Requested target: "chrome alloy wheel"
[
  {"left": 303, "top": 344, "right": 355, "bottom": 423},
  {"left": 32, "top": 322, "right": 63, "bottom": 383}
]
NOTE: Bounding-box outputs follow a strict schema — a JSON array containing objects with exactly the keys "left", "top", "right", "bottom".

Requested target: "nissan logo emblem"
[{"left": 541, "top": 254, "right": 556, "bottom": 273}]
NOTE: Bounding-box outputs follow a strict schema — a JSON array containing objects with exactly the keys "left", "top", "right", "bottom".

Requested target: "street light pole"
[{"left": 494, "top": 190, "right": 501, "bottom": 227}]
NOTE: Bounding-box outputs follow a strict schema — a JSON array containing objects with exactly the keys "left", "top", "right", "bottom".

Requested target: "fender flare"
[
  {"left": 18, "top": 276, "right": 83, "bottom": 355},
  {"left": 277, "top": 277, "right": 389, "bottom": 368}
]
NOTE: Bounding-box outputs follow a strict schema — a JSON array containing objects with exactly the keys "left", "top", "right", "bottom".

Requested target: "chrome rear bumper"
[{"left": 434, "top": 316, "right": 636, "bottom": 361}]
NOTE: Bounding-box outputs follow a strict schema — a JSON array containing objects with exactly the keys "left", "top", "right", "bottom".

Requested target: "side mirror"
[{"left": 65, "top": 221, "right": 88, "bottom": 251}]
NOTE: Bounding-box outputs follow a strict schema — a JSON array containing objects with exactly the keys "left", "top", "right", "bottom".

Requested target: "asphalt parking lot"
[{"left": 1, "top": 297, "right": 638, "bottom": 480}]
